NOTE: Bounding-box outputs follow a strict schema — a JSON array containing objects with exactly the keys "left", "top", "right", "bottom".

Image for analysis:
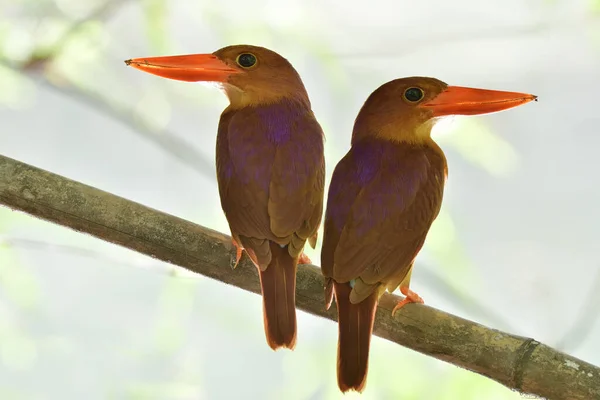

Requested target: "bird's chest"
[
  {"left": 353, "top": 141, "right": 443, "bottom": 210},
  {"left": 217, "top": 104, "right": 302, "bottom": 188}
]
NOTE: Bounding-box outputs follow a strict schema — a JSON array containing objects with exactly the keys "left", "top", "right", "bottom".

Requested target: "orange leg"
[
  {"left": 244, "top": 247, "right": 260, "bottom": 269},
  {"left": 231, "top": 239, "right": 243, "bottom": 269},
  {"left": 391, "top": 286, "right": 424, "bottom": 316},
  {"left": 298, "top": 251, "right": 312, "bottom": 265},
  {"left": 324, "top": 278, "right": 334, "bottom": 310}
]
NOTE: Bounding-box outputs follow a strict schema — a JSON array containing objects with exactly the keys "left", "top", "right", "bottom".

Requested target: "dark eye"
[
  {"left": 236, "top": 53, "right": 257, "bottom": 68},
  {"left": 404, "top": 87, "right": 424, "bottom": 102}
]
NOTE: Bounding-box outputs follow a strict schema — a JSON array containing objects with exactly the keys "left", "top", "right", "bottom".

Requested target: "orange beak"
[
  {"left": 421, "top": 86, "right": 537, "bottom": 117},
  {"left": 124, "top": 53, "right": 241, "bottom": 83}
]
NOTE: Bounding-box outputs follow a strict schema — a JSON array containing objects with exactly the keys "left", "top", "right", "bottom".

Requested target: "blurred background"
[{"left": 1, "top": 0, "right": 599, "bottom": 398}]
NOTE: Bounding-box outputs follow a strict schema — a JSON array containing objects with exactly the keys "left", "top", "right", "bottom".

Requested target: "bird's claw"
[
  {"left": 391, "top": 286, "right": 424, "bottom": 316},
  {"left": 324, "top": 278, "right": 334, "bottom": 310},
  {"left": 298, "top": 252, "right": 312, "bottom": 265},
  {"left": 231, "top": 239, "right": 243, "bottom": 269}
]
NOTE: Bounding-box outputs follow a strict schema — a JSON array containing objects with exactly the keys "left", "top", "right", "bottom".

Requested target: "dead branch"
[{"left": 0, "top": 153, "right": 598, "bottom": 400}]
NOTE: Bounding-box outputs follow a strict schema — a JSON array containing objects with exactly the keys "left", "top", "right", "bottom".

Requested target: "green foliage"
[
  {"left": 436, "top": 118, "right": 519, "bottom": 178},
  {"left": 0, "top": 212, "right": 39, "bottom": 389},
  {"left": 152, "top": 275, "right": 198, "bottom": 354},
  {"left": 425, "top": 209, "right": 475, "bottom": 288},
  {"left": 141, "top": 0, "right": 171, "bottom": 53},
  {"left": 0, "top": 387, "right": 29, "bottom": 400},
  {"left": 122, "top": 381, "right": 203, "bottom": 400},
  {"left": 0, "top": 65, "right": 36, "bottom": 109},
  {"left": 0, "top": 210, "right": 41, "bottom": 311},
  {"left": 0, "top": 247, "right": 40, "bottom": 310}
]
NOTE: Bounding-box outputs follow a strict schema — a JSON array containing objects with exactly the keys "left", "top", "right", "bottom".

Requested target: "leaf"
[
  {"left": 425, "top": 209, "right": 471, "bottom": 274},
  {"left": 141, "top": 0, "right": 170, "bottom": 53},
  {"left": 435, "top": 117, "right": 519, "bottom": 178},
  {"left": 0, "top": 244, "right": 41, "bottom": 310},
  {"left": 0, "top": 63, "right": 37, "bottom": 109},
  {"left": 153, "top": 276, "right": 198, "bottom": 353}
]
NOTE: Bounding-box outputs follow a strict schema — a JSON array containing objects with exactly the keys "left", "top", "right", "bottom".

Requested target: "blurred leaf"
[
  {"left": 279, "top": 339, "right": 333, "bottom": 400},
  {"left": 30, "top": 17, "right": 71, "bottom": 57},
  {"left": 0, "top": 64, "right": 37, "bottom": 109},
  {"left": 124, "top": 381, "right": 204, "bottom": 400},
  {"left": 435, "top": 367, "right": 522, "bottom": 400},
  {"left": 55, "top": 0, "right": 106, "bottom": 19},
  {"left": 51, "top": 20, "right": 109, "bottom": 79},
  {"left": 0, "top": 333, "right": 37, "bottom": 372},
  {"left": 0, "top": 261, "right": 38, "bottom": 374},
  {"left": 0, "top": 244, "right": 40, "bottom": 310},
  {"left": 436, "top": 118, "right": 519, "bottom": 178},
  {"left": 133, "top": 88, "right": 172, "bottom": 131},
  {"left": 0, "top": 20, "right": 11, "bottom": 52},
  {"left": 142, "top": 0, "right": 170, "bottom": 53},
  {"left": 0, "top": 209, "right": 30, "bottom": 231},
  {"left": 0, "top": 387, "right": 28, "bottom": 400},
  {"left": 425, "top": 209, "right": 473, "bottom": 280},
  {"left": 1, "top": 22, "right": 35, "bottom": 62},
  {"left": 153, "top": 276, "right": 198, "bottom": 353},
  {"left": 368, "top": 344, "right": 430, "bottom": 399}
]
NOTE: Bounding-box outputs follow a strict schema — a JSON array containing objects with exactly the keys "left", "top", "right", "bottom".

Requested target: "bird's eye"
[
  {"left": 404, "top": 87, "right": 424, "bottom": 102},
  {"left": 236, "top": 53, "right": 257, "bottom": 68}
]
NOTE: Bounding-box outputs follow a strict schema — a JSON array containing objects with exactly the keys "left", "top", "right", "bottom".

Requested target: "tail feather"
[
  {"left": 257, "top": 242, "right": 298, "bottom": 350},
  {"left": 334, "top": 281, "right": 378, "bottom": 393}
]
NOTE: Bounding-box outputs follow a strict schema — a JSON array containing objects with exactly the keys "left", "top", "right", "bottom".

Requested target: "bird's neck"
[
  {"left": 352, "top": 119, "right": 436, "bottom": 146},
  {"left": 349, "top": 135, "right": 448, "bottom": 181},
  {"left": 223, "top": 83, "right": 311, "bottom": 110}
]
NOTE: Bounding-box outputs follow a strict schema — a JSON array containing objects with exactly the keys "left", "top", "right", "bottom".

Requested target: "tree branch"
[
  {"left": 0, "top": 0, "right": 215, "bottom": 180},
  {"left": 0, "top": 153, "right": 598, "bottom": 400}
]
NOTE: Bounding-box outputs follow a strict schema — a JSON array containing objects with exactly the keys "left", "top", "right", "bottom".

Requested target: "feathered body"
[
  {"left": 320, "top": 76, "right": 535, "bottom": 392},
  {"left": 217, "top": 98, "right": 324, "bottom": 349},
  {"left": 126, "top": 44, "right": 326, "bottom": 350},
  {"left": 322, "top": 136, "right": 447, "bottom": 391}
]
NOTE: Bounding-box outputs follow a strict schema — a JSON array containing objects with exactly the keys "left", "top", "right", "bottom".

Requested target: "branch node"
[{"left": 513, "top": 338, "right": 540, "bottom": 391}]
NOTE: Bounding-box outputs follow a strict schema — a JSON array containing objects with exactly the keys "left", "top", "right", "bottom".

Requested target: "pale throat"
[
  {"left": 221, "top": 83, "right": 309, "bottom": 109},
  {"left": 374, "top": 119, "right": 436, "bottom": 145}
]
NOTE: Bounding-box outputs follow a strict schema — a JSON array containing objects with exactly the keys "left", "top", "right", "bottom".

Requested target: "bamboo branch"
[{"left": 0, "top": 153, "right": 598, "bottom": 400}]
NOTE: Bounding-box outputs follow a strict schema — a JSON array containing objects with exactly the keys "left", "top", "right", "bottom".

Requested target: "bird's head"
[
  {"left": 352, "top": 77, "right": 537, "bottom": 144},
  {"left": 125, "top": 44, "right": 310, "bottom": 109}
]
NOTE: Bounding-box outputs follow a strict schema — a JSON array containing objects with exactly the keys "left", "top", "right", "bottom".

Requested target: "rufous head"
[
  {"left": 125, "top": 44, "right": 310, "bottom": 109},
  {"left": 352, "top": 77, "right": 537, "bottom": 144}
]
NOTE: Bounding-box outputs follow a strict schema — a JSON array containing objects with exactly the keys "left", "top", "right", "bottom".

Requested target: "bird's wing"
[
  {"left": 320, "top": 149, "right": 365, "bottom": 280},
  {"left": 216, "top": 105, "right": 325, "bottom": 260},
  {"left": 326, "top": 141, "right": 446, "bottom": 289},
  {"left": 267, "top": 110, "right": 325, "bottom": 255},
  {"left": 217, "top": 108, "right": 274, "bottom": 243}
]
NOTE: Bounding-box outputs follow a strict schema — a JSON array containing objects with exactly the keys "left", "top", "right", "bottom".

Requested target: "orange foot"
[
  {"left": 245, "top": 247, "right": 260, "bottom": 269},
  {"left": 391, "top": 286, "right": 424, "bottom": 316},
  {"left": 231, "top": 239, "right": 243, "bottom": 269},
  {"left": 298, "top": 252, "right": 312, "bottom": 265},
  {"left": 324, "top": 278, "right": 334, "bottom": 310}
]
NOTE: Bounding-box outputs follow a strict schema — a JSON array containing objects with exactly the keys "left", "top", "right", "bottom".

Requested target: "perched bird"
[
  {"left": 126, "top": 45, "right": 325, "bottom": 350},
  {"left": 321, "top": 77, "right": 536, "bottom": 393}
]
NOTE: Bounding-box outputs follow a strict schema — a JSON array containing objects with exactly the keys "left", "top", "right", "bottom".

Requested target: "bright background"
[{"left": 1, "top": 0, "right": 599, "bottom": 399}]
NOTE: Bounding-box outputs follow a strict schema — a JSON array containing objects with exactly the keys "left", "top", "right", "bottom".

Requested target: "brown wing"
[
  {"left": 267, "top": 109, "right": 325, "bottom": 257},
  {"left": 216, "top": 108, "right": 272, "bottom": 244},
  {"left": 216, "top": 102, "right": 325, "bottom": 265},
  {"left": 321, "top": 150, "right": 364, "bottom": 280},
  {"left": 323, "top": 139, "right": 447, "bottom": 301}
]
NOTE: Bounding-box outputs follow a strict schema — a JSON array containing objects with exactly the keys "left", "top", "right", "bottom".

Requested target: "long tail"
[
  {"left": 257, "top": 241, "right": 298, "bottom": 350},
  {"left": 333, "top": 281, "right": 378, "bottom": 393}
]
